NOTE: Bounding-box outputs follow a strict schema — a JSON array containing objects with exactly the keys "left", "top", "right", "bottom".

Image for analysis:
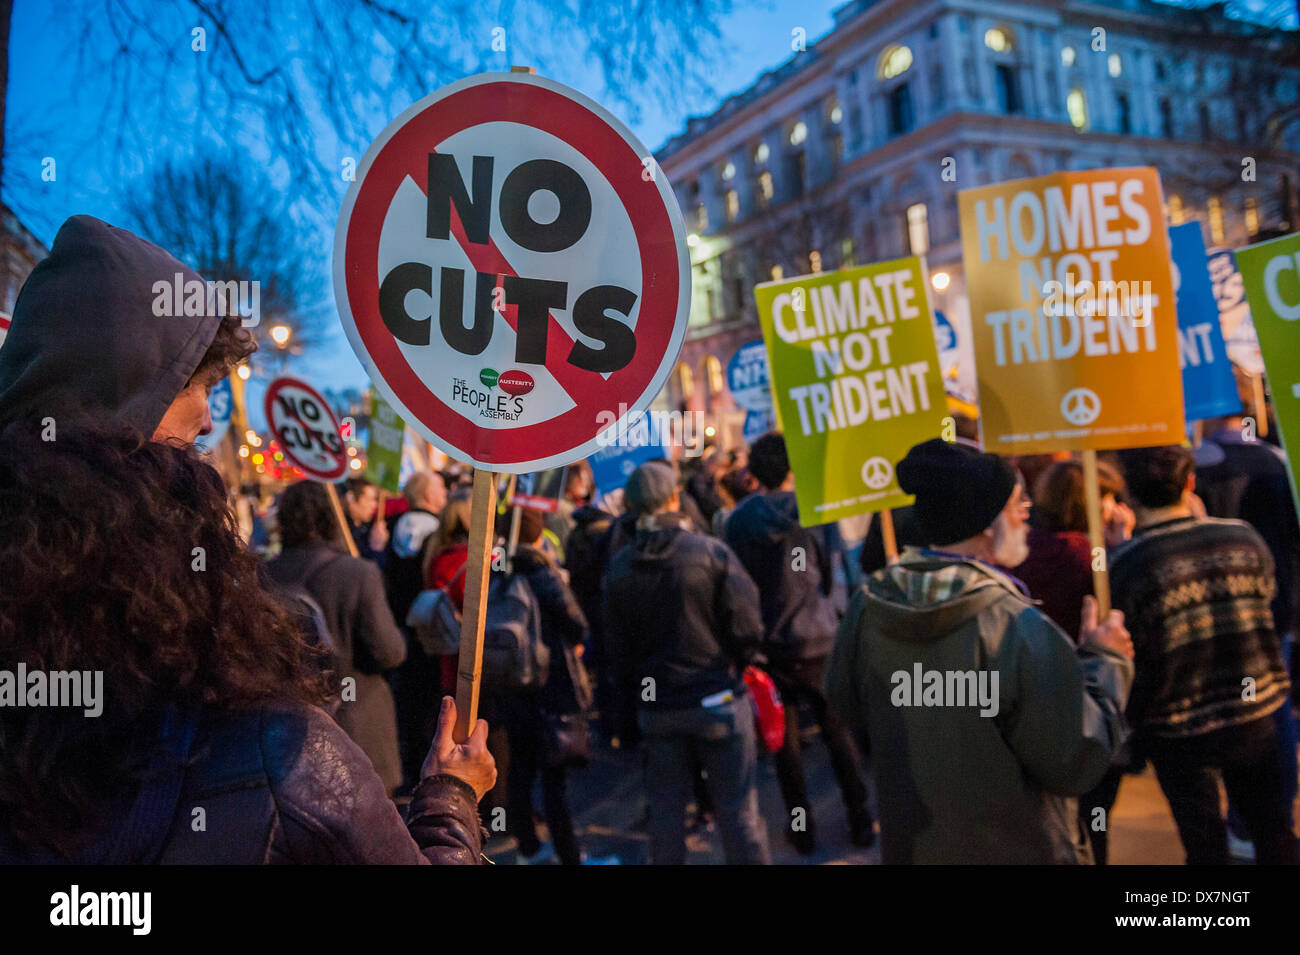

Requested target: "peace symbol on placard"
[
  {"left": 1060, "top": 387, "right": 1102, "bottom": 426},
  {"left": 861, "top": 456, "right": 894, "bottom": 491}
]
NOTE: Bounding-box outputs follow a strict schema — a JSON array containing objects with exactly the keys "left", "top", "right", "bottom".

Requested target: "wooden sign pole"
[
  {"left": 454, "top": 468, "right": 499, "bottom": 742},
  {"left": 1252, "top": 373, "right": 1269, "bottom": 438},
  {"left": 879, "top": 508, "right": 900, "bottom": 565},
  {"left": 1082, "top": 449, "right": 1111, "bottom": 617},
  {"left": 329, "top": 483, "right": 361, "bottom": 558}
]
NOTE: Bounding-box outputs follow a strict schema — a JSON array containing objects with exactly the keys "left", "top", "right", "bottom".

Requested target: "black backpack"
[{"left": 480, "top": 571, "right": 550, "bottom": 691}]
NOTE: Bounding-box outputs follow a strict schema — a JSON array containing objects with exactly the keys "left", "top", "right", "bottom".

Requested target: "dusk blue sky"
[{"left": 4, "top": 0, "right": 1292, "bottom": 421}]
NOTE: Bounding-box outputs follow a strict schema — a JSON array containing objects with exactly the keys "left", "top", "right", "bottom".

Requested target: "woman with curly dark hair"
[{"left": 0, "top": 216, "right": 494, "bottom": 864}]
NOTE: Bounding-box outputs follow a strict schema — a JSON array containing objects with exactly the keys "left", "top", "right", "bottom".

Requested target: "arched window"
[
  {"left": 878, "top": 45, "right": 913, "bottom": 80},
  {"left": 702, "top": 355, "right": 725, "bottom": 409},
  {"left": 671, "top": 361, "right": 695, "bottom": 409}
]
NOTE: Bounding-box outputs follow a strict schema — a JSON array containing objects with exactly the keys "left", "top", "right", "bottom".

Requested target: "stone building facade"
[{"left": 655, "top": 0, "right": 1300, "bottom": 442}]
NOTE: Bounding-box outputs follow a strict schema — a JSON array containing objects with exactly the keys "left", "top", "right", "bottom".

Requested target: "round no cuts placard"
[
  {"left": 264, "top": 377, "right": 347, "bottom": 481},
  {"left": 334, "top": 72, "right": 692, "bottom": 473}
]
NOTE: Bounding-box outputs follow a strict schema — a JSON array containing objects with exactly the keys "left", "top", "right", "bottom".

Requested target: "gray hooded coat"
[{"left": 824, "top": 550, "right": 1133, "bottom": 864}]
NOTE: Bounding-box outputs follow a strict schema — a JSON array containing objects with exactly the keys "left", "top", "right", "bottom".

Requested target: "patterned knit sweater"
[{"left": 1109, "top": 516, "right": 1290, "bottom": 740}]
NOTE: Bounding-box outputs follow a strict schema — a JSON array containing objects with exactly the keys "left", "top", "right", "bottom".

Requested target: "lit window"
[
  {"left": 1061, "top": 46, "right": 1076, "bottom": 67},
  {"left": 985, "top": 27, "right": 1012, "bottom": 53},
  {"left": 696, "top": 204, "right": 708, "bottom": 231},
  {"left": 722, "top": 161, "right": 736, "bottom": 181},
  {"left": 676, "top": 363, "right": 695, "bottom": 401},
  {"left": 830, "top": 103, "right": 843, "bottom": 124},
  {"left": 758, "top": 171, "right": 774, "bottom": 203},
  {"left": 755, "top": 142, "right": 770, "bottom": 164},
  {"left": 840, "top": 237, "right": 856, "bottom": 267},
  {"left": 879, "top": 45, "right": 913, "bottom": 80},
  {"left": 809, "top": 250, "right": 823, "bottom": 273},
  {"left": 1108, "top": 53, "right": 1122, "bottom": 78},
  {"left": 906, "top": 203, "right": 930, "bottom": 256},
  {"left": 789, "top": 121, "right": 808, "bottom": 146},
  {"left": 1208, "top": 196, "right": 1225, "bottom": 244},
  {"left": 705, "top": 355, "right": 725, "bottom": 395},
  {"left": 770, "top": 264, "right": 784, "bottom": 281},
  {"left": 1067, "top": 88, "right": 1088, "bottom": 129},
  {"left": 725, "top": 189, "right": 739, "bottom": 222},
  {"left": 1245, "top": 197, "right": 1259, "bottom": 236},
  {"left": 1168, "top": 194, "right": 1185, "bottom": 226}
]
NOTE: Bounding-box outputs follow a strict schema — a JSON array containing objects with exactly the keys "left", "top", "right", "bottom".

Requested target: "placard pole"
[
  {"left": 1082, "top": 449, "right": 1111, "bottom": 617},
  {"left": 880, "top": 508, "right": 899, "bottom": 565},
  {"left": 330, "top": 483, "right": 361, "bottom": 558},
  {"left": 1252, "top": 374, "right": 1269, "bottom": 438},
  {"left": 454, "top": 468, "right": 499, "bottom": 742},
  {"left": 507, "top": 505, "right": 523, "bottom": 571}
]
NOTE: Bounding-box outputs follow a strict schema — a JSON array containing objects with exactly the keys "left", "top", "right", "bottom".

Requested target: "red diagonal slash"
[{"left": 403, "top": 151, "right": 622, "bottom": 409}]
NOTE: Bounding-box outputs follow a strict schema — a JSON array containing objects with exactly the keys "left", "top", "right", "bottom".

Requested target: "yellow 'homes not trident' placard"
[{"left": 959, "top": 167, "right": 1184, "bottom": 454}]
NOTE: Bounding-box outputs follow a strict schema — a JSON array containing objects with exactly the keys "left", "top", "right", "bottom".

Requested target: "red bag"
[{"left": 743, "top": 665, "right": 785, "bottom": 753}]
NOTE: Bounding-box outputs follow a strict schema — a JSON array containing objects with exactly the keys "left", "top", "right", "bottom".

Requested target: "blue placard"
[
  {"left": 742, "top": 407, "right": 775, "bottom": 443},
  {"left": 1170, "top": 224, "right": 1241, "bottom": 421},
  {"left": 726, "top": 340, "right": 773, "bottom": 412},
  {"left": 588, "top": 413, "right": 672, "bottom": 495},
  {"left": 196, "top": 377, "right": 233, "bottom": 452}
]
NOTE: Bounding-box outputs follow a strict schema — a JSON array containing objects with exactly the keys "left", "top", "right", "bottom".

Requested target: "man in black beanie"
[{"left": 824, "top": 437, "right": 1135, "bottom": 863}]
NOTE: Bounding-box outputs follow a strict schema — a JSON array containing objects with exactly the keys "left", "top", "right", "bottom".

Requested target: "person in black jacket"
[
  {"left": 490, "top": 508, "right": 595, "bottom": 865},
  {"left": 267, "top": 480, "right": 409, "bottom": 794},
  {"left": 603, "top": 462, "right": 772, "bottom": 864},
  {"left": 723, "top": 432, "right": 875, "bottom": 854},
  {"left": 384, "top": 469, "right": 450, "bottom": 790},
  {"left": 0, "top": 215, "right": 494, "bottom": 863}
]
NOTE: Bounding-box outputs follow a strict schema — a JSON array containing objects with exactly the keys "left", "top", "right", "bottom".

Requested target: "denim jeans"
[{"left": 638, "top": 695, "right": 772, "bottom": 865}]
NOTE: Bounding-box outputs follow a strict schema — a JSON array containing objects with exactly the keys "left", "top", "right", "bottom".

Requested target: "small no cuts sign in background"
[{"left": 264, "top": 377, "right": 347, "bottom": 481}]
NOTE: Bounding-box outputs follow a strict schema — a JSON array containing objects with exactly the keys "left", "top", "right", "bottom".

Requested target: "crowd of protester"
[{"left": 2, "top": 217, "right": 1297, "bottom": 867}]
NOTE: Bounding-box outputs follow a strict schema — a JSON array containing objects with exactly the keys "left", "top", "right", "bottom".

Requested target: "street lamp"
[
  {"left": 270, "top": 324, "right": 292, "bottom": 347},
  {"left": 236, "top": 364, "right": 251, "bottom": 380},
  {"left": 931, "top": 271, "right": 951, "bottom": 291}
]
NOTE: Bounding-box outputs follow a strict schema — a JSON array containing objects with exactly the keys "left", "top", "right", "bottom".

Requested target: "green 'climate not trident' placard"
[{"left": 753, "top": 256, "right": 949, "bottom": 525}]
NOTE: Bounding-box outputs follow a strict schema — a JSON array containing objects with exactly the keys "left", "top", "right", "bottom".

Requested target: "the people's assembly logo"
[{"left": 453, "top": 368, "right": 536, "bottom": 421}]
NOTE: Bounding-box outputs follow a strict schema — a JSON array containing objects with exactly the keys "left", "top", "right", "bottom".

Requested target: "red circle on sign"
[
  {"left": 498, "top": 370, "right": 535, "bottom": 397},
  {"left": 335, "top": 73, "right": 689, "bottom": 473},
  {"left": 264, "top": 377, "right": 347, "bottom": 482}
]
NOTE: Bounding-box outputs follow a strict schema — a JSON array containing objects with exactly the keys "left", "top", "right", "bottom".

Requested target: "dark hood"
[
  {"left": 628, "top": 511, "right": 694, "bottom": 561},
  {"left": 729, "top": 489, "right": 799, "bottom": 541},
  {"left": 0, "top": 215, "right": 220, "bottom": 437},
  {"left": 862, "top": 551, "right": 1025, "bottom": 645},
  {"left": 509, "top": 543, "right": 554, "bottom": 574}
]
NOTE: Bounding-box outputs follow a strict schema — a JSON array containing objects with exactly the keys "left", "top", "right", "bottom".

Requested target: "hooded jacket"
[
  {"left": 0, "top": 215, "right": 218, "bottom": 436},
  {"left": 0, "top": 216, "right": 482, "bottom": 863},
  {"left": 824, "top": 549, "right": 1133, "bottom": 864},
  {"left": 603, "top": 512, "right": 765, "bottom": 710},
  {"left": 723, "top": 490, "right": 837, "bottom": 662}
]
